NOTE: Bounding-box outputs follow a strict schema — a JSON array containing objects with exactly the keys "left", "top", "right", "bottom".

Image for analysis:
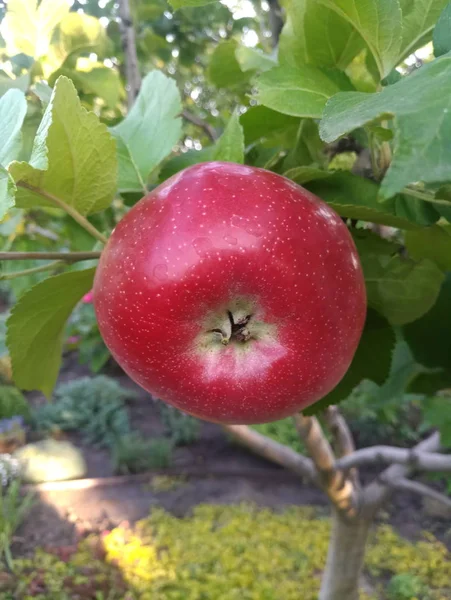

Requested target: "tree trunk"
[{"left": 319, "top": 510, "right": 371, "bottom": 600}]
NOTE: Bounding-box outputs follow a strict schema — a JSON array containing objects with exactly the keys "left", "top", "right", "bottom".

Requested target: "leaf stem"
[
  {"left": 0, "top": 251, "right": 102, "bottom": 261},
  {"left": 16, "top": 182, "right": 109, "bottom": 245},
  {"left": 0, "top": 261, "right": 64, "bottom": 280},
  {"left": 402, "top": 186, "right": 451, "bottom": 206}
]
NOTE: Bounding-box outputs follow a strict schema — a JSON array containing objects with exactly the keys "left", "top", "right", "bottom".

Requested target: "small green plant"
[
  {"left": 112, "top": 434, "right": 173, "bottom": 474},
  {"left": 387, "top": 573, "right": 428, "bottom": 600},
  {"left": 252, "top": 418, "right": 306, "bottom": 453},
  {"left": 158, "top": 403, "right": 200, "bottom": 446},
  {"left": 0, "top": 386, "right": 31, "bottom": 422},
  {"left": 0, "top": 479, "right": 34, "bottom": 571},
  {"left": 32, "top": 376, "right": 135, "bottom": 448}
]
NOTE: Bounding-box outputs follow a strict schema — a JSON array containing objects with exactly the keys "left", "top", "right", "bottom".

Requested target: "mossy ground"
[{"left": 3, "top": 504, "right": 450, "bottom": 600}]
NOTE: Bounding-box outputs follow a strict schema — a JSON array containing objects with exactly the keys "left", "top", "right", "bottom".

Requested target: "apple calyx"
[{"left": 210, "top": 311, "right": 253, "bottom": 346}]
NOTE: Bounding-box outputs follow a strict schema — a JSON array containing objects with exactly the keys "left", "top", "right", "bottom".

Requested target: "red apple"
[{"left": 93, "top": 162, "right": 366, "bottom": 424}]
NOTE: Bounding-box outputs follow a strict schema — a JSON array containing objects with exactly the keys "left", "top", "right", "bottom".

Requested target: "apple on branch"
[{"left": 94, "top": 162, "right": 366, "bottom": 424}]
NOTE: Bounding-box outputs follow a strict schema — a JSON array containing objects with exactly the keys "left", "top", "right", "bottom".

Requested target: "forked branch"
[{"left": 383, "top": 477, "right": 451, "bottom": 509}]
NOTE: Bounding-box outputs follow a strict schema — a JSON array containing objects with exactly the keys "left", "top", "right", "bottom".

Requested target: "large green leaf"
[
  {"left": 304, "top": 309, "right": 395, "bottom": 414},
  {"left": 207, "top": 40, "right": 251, "bottom": 89},
  {"left": 305, "top": 172, "right": 422, "bottom": 229},
  {"left": 405, "top": 225, "right": 451, "bottom": 271},
  {"left": 9, "top": 76, "right": 117, "bottom": 215},
  {"left": 0, "top": 89, "right": 27, "bottom": 166},
  {"left": 7, "top": 268, "right": 96, "bottom": 397},
  {"left": 362, "top": 255, "right": 444, "bottom": 325},
  {"left": 279, "top": 0, "right": 364, "bottom": 69},
  {"left": 53, "top": 65, "right": 123, "bottom": 108},
  {"left": 213, "top": 113, "right": 244, "bottom": 164},
  {"left": 0, "top": 167, "right": 16, "bottom": 220},
  {"left": 317, "top": 0, "right": 403, "bottom": 78},
  {"left": 433, "top": 1, "right": 451, "bottom": 56},
  {"left": 235, "top": 46, "right": 277, "bottom": 73},
  {"left": 2, "top": 0, "right": 69, "bottom": 58},
  {"left": 255, "top": 66, "right": 345, "bottom": 119},
  {"left": 110, "top": 70, "right": 182, "bottom": 193},
  {"left": 399, "top": 0, "right": 448, "bottom": 61},
  {"left": 320, "top": 53, "right": 451, "bottom": 198},
  {"left": 240, "top": 107, "right": 299, "bottom": 146},
  {"left": 403, "top": 273, "right": 451, "bottom": 370},
  {"left": 48, "top": 12, "right": 110, "bottom": 73},
  {"left": 159, "top": 147, "right": 215, "bottom": 181}
]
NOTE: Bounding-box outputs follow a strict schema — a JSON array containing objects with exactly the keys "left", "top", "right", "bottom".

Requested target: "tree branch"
[
  {"left": 0, "top": 260, "right": 64, "bottom": 280},
  {"left": 118, "top": 0, "right": 142, "bottom": 107},
  {"left": 325, "top": 406, "right": 360, "bottom": 488},
  {"left": 181, "top": 109, "right": 218, "bottom": 142},
  {"left": 363, "top": 432, "right": 441, "bottom": 517},
  {"left": 336, "top": 443, "right": 451, "bottom": 473},
  {"left": 222, "top": 424, "right": 318, "bottom": 483},
  {"left": 293, "top": 414, "right": 359, "bottom": 518},
  {"left": 0, "top": 252, "right": 101, "bottom": 261},
  {"left": 382, "top": 477, "right": 451, "bottom": 509}
]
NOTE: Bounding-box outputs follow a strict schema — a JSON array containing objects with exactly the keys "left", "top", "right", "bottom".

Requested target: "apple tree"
[{"left": 1, "top": 0, "right": 451, "bottom": 599}]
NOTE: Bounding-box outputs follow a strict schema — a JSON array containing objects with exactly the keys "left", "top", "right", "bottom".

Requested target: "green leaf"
[
  {"left": 279, "top": 0, "right": 364, "bottom": 70},
  {"left": 160, "top": 147, "right": 215, "bottom": 181},
  {"left": 317, "top": 0, "right": 403, "bottom": 78},
  {"left": 235, "top": 46, "right": 277, "bottom": 73},
  {"left": 110, "top": 70, "right": 182, "bottom": 193},
  {"left": 240, "top": 106, "right": 299, "bottom": 146},
  {"left": 433, "top": 1, "right": 451, "bottom": 56},
  {"left": 213, "top": 113, "right": 244, "bottom": 164},
  {"left": 9, "top": 76, "right": 117, "bottom": 215},
  {"left": 255, "top": 66, "right": 344, "bottom": 119},
  {"left": 6, "top": 268, "right": 96, "bottom": 397},
  {"left": 305, "top": 172, "right": 422, "bottom": 229},
  {"left": 207, "top": 40, "right": 251, "bottom": 89},
  {"left": 284, "top": 166, "right": 332, "bottom": 185},
  {"left": 2, "top": 0, "right": 69, "bottom": 58},
  {"left": 403, "top": 273, "right": 451, "bottom": 370},
  {"left": 320, "top": 53, "right": 451, "bottom": 198},
  {"left": 422, "top": 396, "right": 451, "bottom": 447},
  {"left": 362, "top": 255, "right": 444, "bottom": 325},
  {"left": 405, "top": 225, "right": 451, "bottom": 271},
  {"left": 0, "top": 89, "right": 27, "bottom": 166},
  {"left": 0, "top": 167, "right": 17, "bottom": 220},
  {"left": 53, "top": 65, "right": 123, "bottom": 108},
  {"left": 168, "top": 0, "right": 217, "bottom": 8},
  {"left": 399, "top": 0, "right": 448, "bottom": 61},
  {"left": 304, "top": 309, "right": 395, "bottom": 414}
]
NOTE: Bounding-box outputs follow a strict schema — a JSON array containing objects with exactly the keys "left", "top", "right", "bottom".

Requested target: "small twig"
[
  {"left": 336, "top": 443, "right": 451, "bottom": 472},
  {"left": 181, "top": 109, "right": 218, "bottom": 142},
  {"left": 118, "top": 0, "right": 142, "bottom": 107},
  {"left": 0, "top": 252, "right": 101, "bottom": 261},
  {"left": 0, "top": 260, "right": 64, "bottom": 280},
  {"left": 364, "top": 432, "right": 441, "bottom": 517},
  {"left": 325, "top": 406, "right": 360, "bottom": 488},
  {"left": 222, "top": 424, "right": 318, "bottom": 483},
  {"left": 293, "top": 414, "right": 359, "bottom": 518},
  {"left": 383, "top": 477, "right": 451, "bottom": 509},
  {"left": 16, "top": 181, "right": 108, "bottom": 245}
]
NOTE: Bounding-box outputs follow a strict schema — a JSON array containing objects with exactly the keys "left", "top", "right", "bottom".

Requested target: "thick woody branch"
[
  {"left": 222, "top": 424, "right": 318, "bottom": 483},
  {"left": 364, "top": 432, "right": 441, "bottom": 517},
  {"left": 118, "top": 0, "right": 141, "bottom": 107},
  {"left": 293, "top": 414, "right": 359, "bottom": 518},
  {"left": 181, "top": 110, "right": 218, "bottom": 142},
  {"left": 325, "top": 406, "right": 360, "bottom": 488},
  {"left": 383, "top": 477, "right": 451, "bottom": 509},
  {"left": 336, "top": 443, "right": 451, "bottom": 472}
]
